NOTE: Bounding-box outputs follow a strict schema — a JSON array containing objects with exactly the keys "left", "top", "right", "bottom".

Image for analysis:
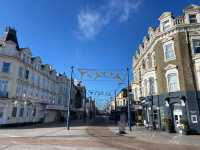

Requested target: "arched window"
[
  {"left": 143, "top": 79, "right": 148, "bottom": 96},
  {"left": 151, "top": 52, "right": 156, "bottom": 67},
  {"left": 142, "top": 60, "right": 146, "bottom": 70},
  {"left": 165, "top": 69, "right": 180, "bottom": 92},
  {"left": 149, "top": 77, "right": 155, "bottom": 95},
  {"left": 147, "top": 54, "right": 152, "bottom": 69}
]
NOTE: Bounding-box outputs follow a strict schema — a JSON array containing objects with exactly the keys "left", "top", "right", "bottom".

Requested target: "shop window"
[
  {"left": 32, "top": 107, "right": 36, "bottom": 117},
  {"left": 12, "top": 107, "right": 17, "bottom": 117},
  {"left": 0, "top": 107, "right": 3, "bottom": 118},
  {"left": 19, "top": 108, "right": 24, "bottom": 117}
]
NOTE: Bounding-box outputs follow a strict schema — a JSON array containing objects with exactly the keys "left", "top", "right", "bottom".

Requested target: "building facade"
[
  {"left": 0, "top": 27, "right": 85, "bottom": 125},
  {"left": 108, "top": 88, "right": 135, "bottom": 123},
  {"left": 132, "top": 4, "right": 200, "bottom": 134}
]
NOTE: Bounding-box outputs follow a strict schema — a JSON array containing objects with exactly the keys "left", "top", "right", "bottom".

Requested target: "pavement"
[
  {"left": 109, "top": 126, "right": 200, "bottom": 146},
  {"left": 0, "top": 117, "right": 200, "bottom": 150}
]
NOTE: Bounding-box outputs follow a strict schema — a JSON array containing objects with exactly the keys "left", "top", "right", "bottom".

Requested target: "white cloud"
[{"left": 77, "top": 0, "right": 143, "bottom": 40}]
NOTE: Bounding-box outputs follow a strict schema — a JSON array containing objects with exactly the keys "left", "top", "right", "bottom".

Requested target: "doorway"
[{"left": 173, "top": 105, "right": 182, "bottom": 133}]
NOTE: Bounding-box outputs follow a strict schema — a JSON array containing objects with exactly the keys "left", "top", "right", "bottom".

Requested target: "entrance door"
[{"left": 173, "top": 109, "right": 182, "bottom": 133}]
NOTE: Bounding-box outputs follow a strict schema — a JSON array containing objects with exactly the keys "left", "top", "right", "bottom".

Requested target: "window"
[
  {"left": 2, "top": 62, "right": 11, "bottom": 73},
  {"left": 0, "top": 107, "right": 4, "bottom": 118},
  {"left": 189, "top": 14, "right": 197, "bottom": 24},
  {"left": 143, "top": 79, "right": 148, "bottom": 96},
  {"left": 25, "top": 70, "right": 29, "bottom": 79},
  {"left": 122, "top": 99, "right": 125, "bottom": 106},
  {"left": 152, "top": 52, "right": 156, "bottom": 67},
  {"left": 192, "top": 39, "right": 200, "bottom": 54},
  {"left": 162, "top": 20, "right": 171, "bottom": 31},
  {"left": 18, "top": 67, "right": 24, "bottom": 78},
  {"left": 149, "top": 77, "right": 155, "bottom": 95},
  {"left": 31, "top": 73, "right": 35, "bottom": 83},
  {"left": 142, "top": 60, "right": 146, "bottom": 69},
  {"left": 0, "top": 80, "right": 8, "bottom": 97},
  {"left": 167, "top": 73, "right": 179, "bottom": 92},
  {"left": 12, "top": 107, "right": 17, "bottom": 117},
  {"left": 19, "top": 107, "right": 24, "bottom": 117},
  {"left": 147, "top": 54, "right": 152, "bottom": 69},
  {"left": 58, "top": 96, "right": 61, "bottom": 104},
  {"left": 163, "top": 42, "right": 176, "bottom": 61},
  {"left": 32, "top": 107, "right": 36, "bottom": 117}
]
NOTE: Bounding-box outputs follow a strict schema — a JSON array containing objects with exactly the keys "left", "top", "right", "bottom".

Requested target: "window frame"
[
  {"left": 25, "top": 70, "right": 29, "bottom": 80},
  {"left": 162, "top": 19, "right": 171, "bottom": 32},
  {"left": 2, "top": 62, "right": 11, "bottom": 73},
  {"left": 0, "top": 107, "right": 4, "bottom": 119},
  {"left": 189, "top": 14, "right": 197, "bottom": 24},
  {"left": 192, "top": 39, "right": 200, "bottom": 54},
  {"left": 19, "top": 107, "right": 24, "bottom": 117},
  {"left": 12, "top": 107, "right": 17, "bottom": 117},
  {"left": 165, "top": 68, "right": 180, "bottom": 92},
  {"left": 163, "top": 40, "right": 176, "bottom": 62}
]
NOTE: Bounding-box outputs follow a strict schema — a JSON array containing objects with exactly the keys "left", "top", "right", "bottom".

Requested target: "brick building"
[{"left": 132, "top": 4, "right": 200, "bottom": 134}]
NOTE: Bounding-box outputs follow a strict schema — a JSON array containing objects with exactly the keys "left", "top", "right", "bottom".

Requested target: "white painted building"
[{"left": 0, "top": 27, "right": 71, "bottom": 125}]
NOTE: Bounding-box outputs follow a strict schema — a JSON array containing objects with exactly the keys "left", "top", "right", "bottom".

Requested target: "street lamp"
[
  {"left": 127, "top": 67, "right": 132, "bottom": 131},
  {"left": 66, "top": 66, "right": 74, "bottom": 130}
]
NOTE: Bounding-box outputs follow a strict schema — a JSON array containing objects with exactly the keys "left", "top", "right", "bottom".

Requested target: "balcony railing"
[{"left": 173, "top": 17, "right": 185, "bottom": 25}]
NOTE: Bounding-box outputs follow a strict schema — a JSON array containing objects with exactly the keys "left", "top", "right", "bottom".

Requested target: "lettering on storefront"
[{"left": 189, "top": 110, "right": 197, "bottom": 114}]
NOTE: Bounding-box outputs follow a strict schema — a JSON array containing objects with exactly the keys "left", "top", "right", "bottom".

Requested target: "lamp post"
[
  {"left": 66, "top": 66, "right": 74, "bottom": 130},
  {"left": 114, "top": 90, "right": 117, "bottom": 125},
  {"left": 127, "top": 67, "right": 132, "bottom": 131}
]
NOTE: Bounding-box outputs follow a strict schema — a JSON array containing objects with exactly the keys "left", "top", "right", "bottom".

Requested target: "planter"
[
  {"left": 179, "top": 119, "right": 189, "bottom": 135},
  {"left": 163, "top": 118, "right": 174, "bottom": 133}
]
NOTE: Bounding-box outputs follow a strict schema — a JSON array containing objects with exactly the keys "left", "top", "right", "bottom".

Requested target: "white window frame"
[
  {"left": 162, "top": 19, "right": 171, "bottom": 32},
  {"left": 151, "top": 52, "right": 156, "bottom": 68},
  {"left": 163, "top": 40, "right": 176, "bottom": 62},
  {"left": 195, "top": 60, "right": 200, "bottom": 90},
  {"left": 191, "top": 38, "right": 200, "bottom": 54},
  {"left": 165, "top": 68, "right": 180, "bottom": 92},
  {"left": 189, "top": 14, "right": 198, "bottom": 24},
  {"left": 2, "top": 62, "right": 11, "bottom": 73}
]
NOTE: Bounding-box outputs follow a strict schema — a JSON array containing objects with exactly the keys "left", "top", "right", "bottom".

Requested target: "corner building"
[{"left": 132, "top": 4, "right": 200, "bottom": 134}]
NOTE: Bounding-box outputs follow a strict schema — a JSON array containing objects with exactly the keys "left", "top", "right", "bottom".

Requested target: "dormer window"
[
  {"left": 189, "top": 14, "right": 197, "bottom": 24},
  {"left": 162, "top": 20, "right": 171, "bottom": 31}
]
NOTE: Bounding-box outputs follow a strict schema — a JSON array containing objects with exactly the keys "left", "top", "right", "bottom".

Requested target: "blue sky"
[{"left": 0, "top": 0, "right": 199, "bottom": 108}]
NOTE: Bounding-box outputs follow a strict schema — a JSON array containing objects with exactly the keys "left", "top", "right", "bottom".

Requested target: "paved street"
[{"left": 0, "top": 116, "right": 200, "bottom": 150}]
